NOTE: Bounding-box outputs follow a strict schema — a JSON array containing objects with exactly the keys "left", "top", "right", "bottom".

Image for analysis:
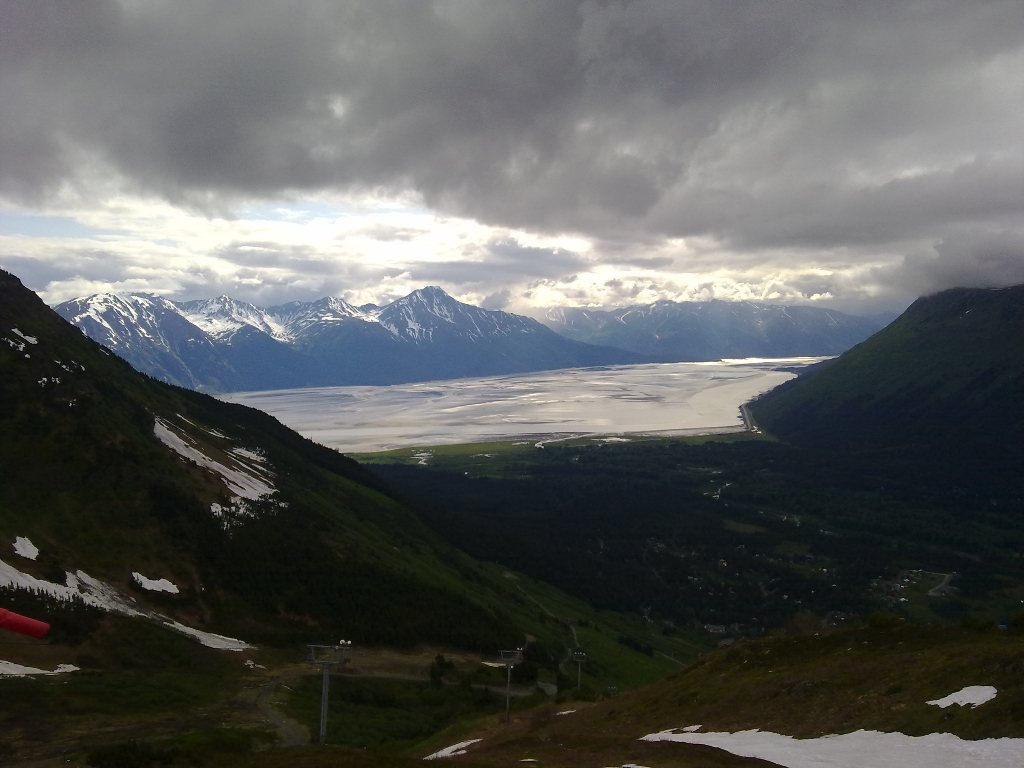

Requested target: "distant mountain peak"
[
  {"left": 179, "top": 295, "right": 289, "bottom": 342},
  {"left": 539, "top": 298, "right": 888, "bottom": 360},
  {"left": 400, "top": 285, "right": 458, "bottom": 307},
  {"left": 415, "top": 285, "right": 450, "bottom": 297}
]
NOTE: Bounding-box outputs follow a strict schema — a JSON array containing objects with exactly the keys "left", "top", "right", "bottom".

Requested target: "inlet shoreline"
[{"left": 223, "top": 358, "right": 824, "bottom": 454}]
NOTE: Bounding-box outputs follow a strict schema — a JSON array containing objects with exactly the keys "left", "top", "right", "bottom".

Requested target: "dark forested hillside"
[
  {"left": 749, "top": 285, "right": 1024, "bottom": 468},
  {"left": 371, "top": 434, "right": 1024, "bottom": 634}
]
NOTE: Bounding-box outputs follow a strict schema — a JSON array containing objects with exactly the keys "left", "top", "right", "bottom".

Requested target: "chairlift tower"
[
  {"left": 498, "top": 648, "right": 523, "bottom": 724},
  {"left": 305, "top": 640, "right": 352, "bottom": 745},
  {"left": 571, "top": 648, "right": 587, "bottom": 690}
]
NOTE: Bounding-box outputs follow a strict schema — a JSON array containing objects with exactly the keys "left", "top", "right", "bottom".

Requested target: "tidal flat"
[{"left": 222, "top": 358, "right": 824, "bottom": 453}]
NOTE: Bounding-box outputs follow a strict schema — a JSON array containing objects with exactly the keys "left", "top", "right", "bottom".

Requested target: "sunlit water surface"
[{"left": 222, "top": 358, "right": 825, "bottom": 453}]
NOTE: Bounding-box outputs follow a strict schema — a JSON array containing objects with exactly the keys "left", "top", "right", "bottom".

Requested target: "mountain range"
[
  {"left": 55, "top": 288, "right": 886, "bottom": 393},
  {"left": 537, "top": 299, "right": 889, "bottom": 360},
  {"left": 55, "top": 288, "right": 640, "bottom": 392}
]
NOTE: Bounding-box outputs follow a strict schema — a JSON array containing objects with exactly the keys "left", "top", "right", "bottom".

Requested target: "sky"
[{"left": 1, "top": 0, "right": 1021, "bottom": 316}]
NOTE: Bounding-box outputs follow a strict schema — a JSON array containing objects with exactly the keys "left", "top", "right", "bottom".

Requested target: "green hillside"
[
  {"left": 750, "top": 286, "right": 1024, "bottom": 466},
  {"left": 403, "top": 622, "right": 1024, "bottom": 766}
]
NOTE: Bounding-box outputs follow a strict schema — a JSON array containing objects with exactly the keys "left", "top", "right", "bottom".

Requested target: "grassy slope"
[{"left": 405, "top": 624, "right": 1024, "bottom": 767}]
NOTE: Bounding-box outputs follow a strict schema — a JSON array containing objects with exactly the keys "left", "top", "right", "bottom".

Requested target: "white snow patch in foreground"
[
  {"left": 132, "top": 572, "right": 179, "bottom": 594},
  {"left": 0, "top": 558, "right": 250, "bottom": 650},
  {"left": 424, "top": 739, "right": 482, "bottom": 759},
  {"left": 0, "top": 660, "right": 79, "bottom": 677},
  {"left": 11, "top": 328, "right": 38, "bottom": 344},
  {"left": 555, "top": 709, "right": 577, "bottom": 715},
  {"left": 154, "top": 418, "right": 275, "bottom": 500},
  {"left": 13, "top": 536, "right": 39, "bottom": 560},
  {"left": 641, "top": 728, "right": 1024, "bottom": 768},
  {"left": 927, "top": 685, "right": 998, "bottom": 709}
]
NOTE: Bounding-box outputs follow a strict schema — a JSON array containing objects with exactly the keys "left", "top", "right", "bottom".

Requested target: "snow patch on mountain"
[
  {"left": 165, "top": 620, "right": 251, "bottom": 651},
  {"left": 13, "top": 537, "right": 39, "bottom": 560},
  {"left": 133, "top": 572, "right": 180, "bottom": 594},
  {"left": 153, "top": 418, "right": 275, "bottom": 500},
  {"left": 1, "top": 557, "right": 142, "bottom": 616},
  {"left": 11, "top": 328, "right": 37, "bottom": 344},
  {"left": 424, "top": 739, "right": 482, "bottom": 759}
]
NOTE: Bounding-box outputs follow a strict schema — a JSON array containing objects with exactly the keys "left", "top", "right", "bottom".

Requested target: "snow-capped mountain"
[
  {"left": 55, "top": 293, "right": 234, "bottom": 389},
  {"left": 55, "top": 287, "right": 640, "bottom": 391},
  {"left": 179, "top": 296, "right": 291, "bottom": 342},
  {"left": 375, "top": 286, "right": 541, "bottom": 344},
  {"left": 538, "top": 299, "right": 890, "bottom": 360},
  {"left": 59, "top": 292, "right": 190, "bottom": 350},
  {"left": 264, "top": 296, "right": 366, "bottom": 342}
]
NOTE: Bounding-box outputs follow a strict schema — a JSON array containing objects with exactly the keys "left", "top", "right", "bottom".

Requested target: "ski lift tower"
[
  {"left": 305, "top": 640, "right": 352, "bottom": 745},
  {"left": 571, "top": 648, "right": 587, "bottom": 690},
  {"left": 498, "top": 648, "right": 523, "bottom": 724}
]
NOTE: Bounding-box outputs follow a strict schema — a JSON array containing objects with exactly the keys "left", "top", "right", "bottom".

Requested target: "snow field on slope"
[
  {"left": 423, "top": 739, "right": 482, "bottom": 759},
  {"left": 11, "top": 328, "right": 38, "bottom": 344},
  {"left": 641, "top": 728, "right": 1024, "bottom": 768},
  {"left": 0, "top": 558, "right": 250, "bottom": 651},
  {"left": 132, "top": 572, "right": 179, "bottom": 593},
  {"left": 13, "top": 536, "right": 39, "bottom": 560},
  {"left": 153, "top": 418, "right": 275, "bottom": 500},
  {"left": 0, "top": 557, "right": 142, "bottom": 616}
]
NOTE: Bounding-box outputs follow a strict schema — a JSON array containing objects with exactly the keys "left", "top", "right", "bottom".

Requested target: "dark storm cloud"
[
  {"left": 1, "top": 0, "right": 1021, "bottom": 298},
  {"left": 400, "top": 237, "right": 588, "bottom": 288},
  {"left": 479, "top": 288, "right": 511, "bottom": 311},
  {"left": 874, "top": 230, "right": 1024, "bottom": 297}
]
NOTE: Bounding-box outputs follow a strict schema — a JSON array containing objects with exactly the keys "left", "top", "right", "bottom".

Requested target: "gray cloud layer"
[{"left": 1, "top": 0, "right": 1021, "bottom": 307}]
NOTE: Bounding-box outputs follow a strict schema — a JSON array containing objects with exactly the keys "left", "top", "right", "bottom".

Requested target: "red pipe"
[{"left": 0, "top": 608, "right": 50, "bottom": 639}]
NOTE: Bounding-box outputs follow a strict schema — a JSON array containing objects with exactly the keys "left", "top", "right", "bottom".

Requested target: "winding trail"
[
  {"left": 257, "top": 673, "right": 309, "bottom": 747},
  {"left": 928, "top": 573, "right": 953, "bottom": 597}
]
